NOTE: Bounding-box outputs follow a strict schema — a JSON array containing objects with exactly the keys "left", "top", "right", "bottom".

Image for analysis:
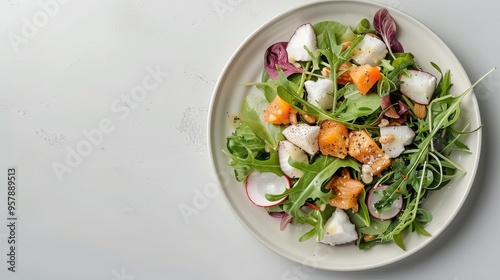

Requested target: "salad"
[{"left": 223, "top": 8, "right": 485, "bottom": 250}]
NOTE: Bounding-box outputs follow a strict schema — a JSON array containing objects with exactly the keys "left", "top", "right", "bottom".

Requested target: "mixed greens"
[{"left": 223, "top": 8, "right": 487, "bottom": 250}]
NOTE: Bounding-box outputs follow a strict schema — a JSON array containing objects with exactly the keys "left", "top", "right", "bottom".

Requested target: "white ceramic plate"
[{"left": 208, "top": 0, "right": 481, "bottom": 271}]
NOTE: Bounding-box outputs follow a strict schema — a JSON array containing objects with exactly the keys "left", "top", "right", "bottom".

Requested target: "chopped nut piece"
[
  {"left": 361, "top": 164, "right": 373, "bottom": 184},
  {"left": 340, "top": 41, "right": 352, "bottom": 51},
  {"left": 363, "top": 234, "right": 376, "bottom": 242},
  {"left": 320, "top": 203, "right": 327, "bottom": 211},
  {"left": 378, "top": 118, "right": 389, "bottom": 127},
  {"left": 289, "top": 112, "right": 298, "bottom": 125},
  {"left": 300, "top": 106, "right": 317, "bottom": 124},
  {"left": 301, "top": 113, "right": 316, "bottom": 124},
  {"left": 379, "top": 134, "right": 395, "bottom": 144},
  {"left": 321, "top": 67, "right": 331, "bottom": 78},
  {"left": 384, "top": 106, "right": 400, "bottom": 119},
  {"left": 413, "top": 103, "right": 427, "bottom": 119}
]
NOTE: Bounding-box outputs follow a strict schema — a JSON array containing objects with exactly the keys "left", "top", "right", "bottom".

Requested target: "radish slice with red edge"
[
  {"left": 367, "top": 184, "right": 403, "bottom": 220},
  {"left": 245, "top": 171, "right": 290, "bottom": 207}
]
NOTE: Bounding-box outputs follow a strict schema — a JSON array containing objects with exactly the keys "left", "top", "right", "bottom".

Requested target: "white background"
[{"left": 1, "top": 0, "right": 499, "bottom": 279}]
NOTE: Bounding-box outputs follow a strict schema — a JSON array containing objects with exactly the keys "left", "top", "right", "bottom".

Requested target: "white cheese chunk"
[{"left": 317, "top": 208, "right": 358, "bottom": 246}]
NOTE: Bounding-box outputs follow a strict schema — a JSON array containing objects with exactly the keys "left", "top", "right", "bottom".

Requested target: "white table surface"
[{"left": 1, "top": 0, "right": 499, "bottom": 279}]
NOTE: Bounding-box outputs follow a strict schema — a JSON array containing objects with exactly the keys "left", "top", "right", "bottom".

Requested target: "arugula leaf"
[
  {"left": 413, "top": 221, "right": 431, "bottom": 236},
  {"left": 267, "top": 156, "right": 360, "bottom": 222},
  {"left": 226, "top": 122, "right": 266, "bottom": 159},
  {"left": 223, "top": 93, "right": 287, "bottom": 181},
  {"left": 223, "top": 122, "right": 283, "bottom": 181},
  {"left": 345, "top": 189, "right": 371, "bottom": 229},
  {"left": 298, "top": 209, "right": 325, "bottom": 242},
  {"left": 254, "top": 70, "right": 278, "bottom": 102}
]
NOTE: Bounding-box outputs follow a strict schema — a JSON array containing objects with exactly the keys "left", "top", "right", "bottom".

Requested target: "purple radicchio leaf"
[
  {"left": 268, "top": 211, "right": 287, "bottom": 218},
  {"left": 373, "top": 9, "right": 404, "bottom": 57},
  {"left": 267, "top": 211, "right": 293, "bottom": 231},
  {"left": 279, "top": 214, "right": 293, "bottom": 231},
  {"left": 380, "top": 94, "right": 408, "bottom": 124},
  {"left": 264, "top": 42, "right": 302, "bottom": 80}
]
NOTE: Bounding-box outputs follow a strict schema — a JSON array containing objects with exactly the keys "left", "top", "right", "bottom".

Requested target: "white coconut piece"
[
  {"left": 318, "top": 208, "right": 358, "bottom": 246},
  {"left": 399, "top": 70, "right": 437, "bottom": 105},
  {"left": 282, "top": 124, "right": 320, "bottom": 156},
  {"left": 351, "top": 35, "right": 388, "bottom": 66},
  {"left": 379, "top": 125, "right": 416, "bottom": 158},
  {"left": 286, "top": 23, "right": 317, "bottom": 64},
  {"left": 305, "top": 78, "right": 334, "bottom": 110}
]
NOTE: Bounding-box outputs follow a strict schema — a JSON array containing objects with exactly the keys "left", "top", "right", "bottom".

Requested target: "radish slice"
[
  {"left": 245, "top": 171, "right": 290, "bottom": 208},
  {"left": 367, "top": 184, "right": 403, "bottom": 220},
  {"left": 278, "top": 140, "right": 308, "bottom": 179},
  {"left": 286, "top": 23, "right": 317, "bottom": 64},
  {"left": 399, "top": 70, "right": 437, "bottom": 105}
]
